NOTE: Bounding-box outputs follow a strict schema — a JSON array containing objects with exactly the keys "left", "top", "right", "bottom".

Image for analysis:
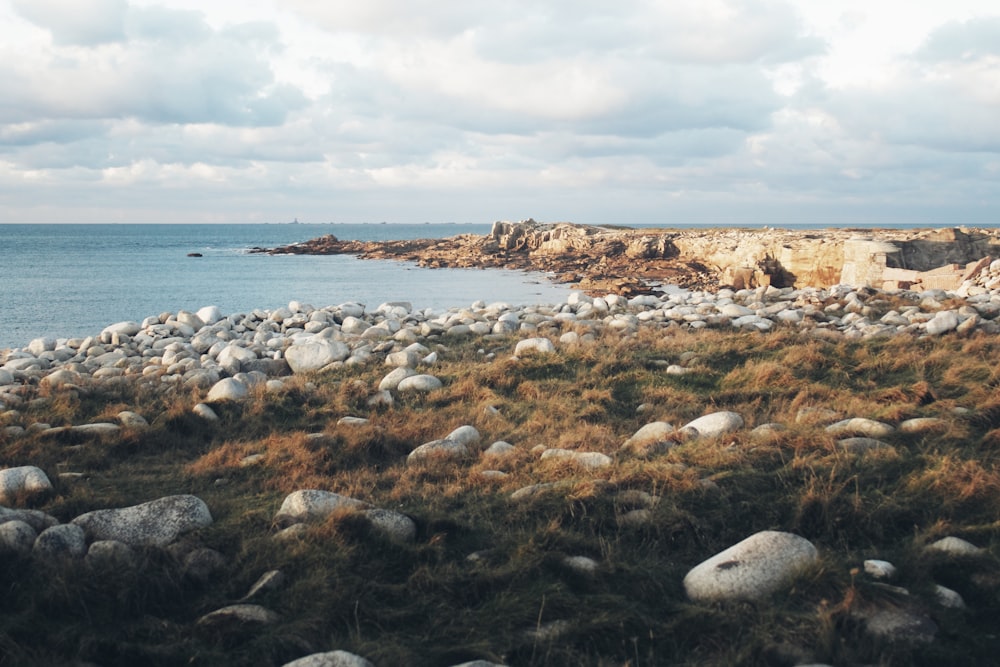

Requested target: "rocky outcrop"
[{"left": 258, "top": 220, "right": 1000, "bottom": 296}]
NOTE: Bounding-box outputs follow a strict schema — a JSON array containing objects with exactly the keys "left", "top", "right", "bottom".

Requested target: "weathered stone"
[
  {"left": 193, "top": 403, "right": 219, "bottom": 421},
  {"left": 484, "top": 441, "right": 516, "bottom": 456},
  {"left": 197, "top": 604, "right": 279, "bottom": 629},
  {"left": 514, "top": 337, "right": 555, "bottom": 356},
  {"left": 0, "top": 520, "right": 37, "bottom": 556},
  {"left": 275, "top": 490, "right": 368, "bottom": 523},
  {"left": 825, "top": 418, "right": 895, "bottom": 438},
  {"left": 446, "top": 425, "right": 481, "bottom": 447},
  {"left": 680, "top": 411, "right": 744, "bottom": 439},
  {"left": 117, "top": 411, "right": 149, "bottom": 428},
  {"left": 0, "top": 466, "right": 52, "bottom": 505},
  {"left": 397, "top": 374, "right": 443, "bottom": 392},
  {"left": 898, "top": 417, "right": 949, "bottom": 434},
  {"left": 281, "top": 650, "right": 375, "bottom": 667},
  {"left": 864, "top": 559, "right": 897, "bottom": 579},
  {"left": 924, "top": 536, "right": 984, "bottom": 556},
  {"left": 837, "top": 437, "right": 894, "bottom": 454},
  {"left": 33, "top": 524, "right": 87, "bottom": 560},
  {"left": 241, "top": 570, "right": 286, "bottom": 601},
  {"left": 284, "top": 340, "right": 350, "bottom": 373},
  {"left": 85, "top": 540, "right": 136, "bottom": 569},
  {"left": 362, "top": 508, "right": 417, "bottom": 542},
  {"left": 621, "top": 421, "right": 675, "bottom": 456},
  {"left": 72, "top": 495, "right": 213, "bottom": 547},
  {"left": 862, "top": 607, "right": 937, "bottom": 643},
  {"left": 925, "top": 310, "right": 959, "bottom": 335},
  {"left": 683, "top": 531, "right": 819, "bottom": 602},
  {"left": 408, "top": 439, "right": 470, "bottom": 463},
  {"left": 539, "top": 448, "right": 613, "bottom": 469}
]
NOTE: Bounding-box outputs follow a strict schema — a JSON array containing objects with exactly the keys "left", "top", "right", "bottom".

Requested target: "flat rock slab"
[
  {"left": 72, "top": 494, "right": 213, "bottom": 547},
  {"left": 684, "top": 530, "right": 818, "bottom": 602},
  {"left": 825, "top": 418, "right": 895, "bottom": 438}
]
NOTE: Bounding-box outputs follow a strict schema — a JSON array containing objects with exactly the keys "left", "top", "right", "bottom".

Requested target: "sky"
[{"left": 0, "top": 0, "right": 998, "bottom": 226}]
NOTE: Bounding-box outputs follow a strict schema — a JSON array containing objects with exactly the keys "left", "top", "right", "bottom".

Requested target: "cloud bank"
[{"left": 0, "top": 0, "right": 997, "bottom": 225}]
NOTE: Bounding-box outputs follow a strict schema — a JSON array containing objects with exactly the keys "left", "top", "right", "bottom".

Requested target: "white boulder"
[
  {"left": 72, "top": 495, "right": 213, "bottom": 547},
  {"left": 281, "top": 650, "right": 375, "bottom": 667},
  {"left": 0, "top": 520, "right": 37, "bottom": 556},
  {"left": 285, "top": 340, "right": 350, "bottom": 373},
  {"left": 206, "top": 377, "right": 250, "bottom": 402},
  {"left": 683, "top": 530, "right": 818, "bottom": 602},
  {"left": 680, "top": 411, "right": 744, "bottom": 439},
  {"left": 407, "top": 439, "right": 470, "bottom": 463},
  {"left": 514, "top": 337, "right": 556, "bottom": 356},
  {"left": 925, "top": 310, "right": 959, "bottom": 335},
  {"left": 825, "top": 418, "right": 895, "bottom": 438},
  {"left": 275, "top": 490, "right": 368, "bottom": 523},
  {"left": 0, "top": 466, "right": 52, "bottom": 504},
  {"left": 397, "top": 374, "right": 443, "bottom": 392}
]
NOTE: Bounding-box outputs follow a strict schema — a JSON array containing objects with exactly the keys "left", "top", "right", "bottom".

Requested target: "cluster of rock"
[
  {"left": 3, "top": 278, "right": 1000, "bottom": 420},
  {"left": 0, "top": 475, "right": 211, "bottom": 564}
]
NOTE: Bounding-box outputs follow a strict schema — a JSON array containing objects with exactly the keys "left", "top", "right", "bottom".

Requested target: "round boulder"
[
  {"left": 0, "top": 466, "right": 53, "bottom": 505},
  {"left": 683, "top": 530, "right": 818, "bottom": 602},
  {"left": 680, "top": 411, "right": 744, "bottom": 439}
]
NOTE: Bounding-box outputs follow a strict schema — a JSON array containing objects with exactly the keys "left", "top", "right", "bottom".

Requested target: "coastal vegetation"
[{"left": 2, "top": 323, "right": 1000, "bottom": 666}]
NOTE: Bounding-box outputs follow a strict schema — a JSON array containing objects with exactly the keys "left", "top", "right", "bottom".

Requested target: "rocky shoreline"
[
  {"left": 4, "top": 225, "right": 1000, "bottom": 664},
  {"left": 256, "top": 220, "right": 1000, "bottom": 297}
]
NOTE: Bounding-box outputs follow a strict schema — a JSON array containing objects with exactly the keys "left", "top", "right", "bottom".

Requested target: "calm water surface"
[{"left": 0, "top": 224, "right": 573, "bottom": 350}]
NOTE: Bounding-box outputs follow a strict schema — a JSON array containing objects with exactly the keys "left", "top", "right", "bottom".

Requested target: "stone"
[
  {"left": 197, "top": 604, "right": 279, "bottom": 629},
  {"left": 285, "top": 340, "right": 350, "bottom": 373},
  {"left": 924, "top": 536, "right": 984, "bottom": 556},
  {"left": 934, "top": 584, "right": 966, "bottom": 609},
  {"left": 378, "top": 366, "right": 417, "bottom": 391},
  {"left": 72, "top": 495, "right": 213, "bottom": 547},
  {"left": 0, "top": 466, "right": 52, "bottom": 504},
  {"left": 0, "top": 520, "right": 37, "bottom": 556},
  {"left": 864, "top": 559, "right": 897, "bottom": 579},
  {"left": 484, "top": 441, "right": 516, "bottom": 456},
  {"left": 85, "top": 540, "right": 136, "bottom": 569},
  {"left": 183, "top": 547, "right": 227, "bottom": 583},
  {"left": 898, "top": 417, "right": 949, "bottom": 434},
  {"left": 683, "top": 530, "right": 819, "bottom": 602},
  {"left": 408, "top": 439, "right": 470, "bottom": 463},
  {"left": 71, "top": 423, "right": 122, "bottom": 436},
  {"left": 397, "top": 374, "right": 443, "bottom": 392},
  {"left": 837, "top": 437, "right": 894, "bottom": 454},
  {"left": 825, "top": 418, "right": 895, "bottom": 438},
  {"left": 33, "top": 524, "right": 87, "bottom": 560},
  {"left": 193, "top": 403, "right": 219, "bottom": 421},
  {"left": 196, "top": 305, "right": 223, "bottom": 325},
  {"left": 27, "top": 337, "right": 57, "bottom": 356},
  {"left": 510, "top": 482, "right": 557, "bottom": 502},
  {"left": 0, "top": 507, "right": 59, "bottom": 532},
  {"left": 362, "top": 508, "right": 417, "bottom": 542},
  {"left": 862, "top": 607, "right": 937, "bottom": 643},
  {"left": 117, "top": 411, "right": 149, "bottom": 428},
  {"left": 446, "top": 425, "right": 481, "bottom": 447},
  {"left": 101, "top": 321, "right": 141, "bottom": 338},
  {"left": 924, "top": 310, "right": 959, "bottom": 335},
  {"left": 562, "top": 555, "right": 599, "bottom": 575},
  {"left": 514, "top": 337, "right": 556, "bottom": 356},
  {"left": 539, "top": 448, "right": 613, "bottom": 469},
  {"left": 42, "top": 368, "right": 83, "bottom": 389},
  {"left": 275, "top": 490, "right": 368, "bottom": 523},
  {"left": 281, "top": 650, "right": 375, "bottom": 667},
  {"left": 680, "top": 411, "right": 744, "bottom": 439},
  {"left": 241, "top": 570, "right": 286, "bottom": 601},
  {"left": 621, "top": 421, "right": 675, "bottom": 456}
]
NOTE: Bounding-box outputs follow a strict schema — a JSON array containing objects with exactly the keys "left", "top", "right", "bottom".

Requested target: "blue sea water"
[{"left": 0, "top": 223, "right": 575, "bottom": 350}]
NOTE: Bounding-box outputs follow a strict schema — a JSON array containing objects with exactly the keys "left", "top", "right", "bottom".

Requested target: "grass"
[{"left": 2, "top": 326, "right": 1000, "bottom": 665}]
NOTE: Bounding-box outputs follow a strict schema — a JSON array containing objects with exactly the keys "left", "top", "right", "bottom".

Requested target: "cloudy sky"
[{"left": 1, "top": 0, "right": 998, "bottom": 225}]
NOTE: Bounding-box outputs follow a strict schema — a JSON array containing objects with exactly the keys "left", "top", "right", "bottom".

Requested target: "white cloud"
[{"left": 0, "top": 0, "right": 998, "bottom": 224}]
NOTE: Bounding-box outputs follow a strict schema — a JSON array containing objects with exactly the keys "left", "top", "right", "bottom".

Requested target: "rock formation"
[{"left": 259, "top": 220, "right": 1000, "bottom": 296}]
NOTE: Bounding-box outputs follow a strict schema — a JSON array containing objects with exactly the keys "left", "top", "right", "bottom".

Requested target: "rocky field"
[{"left": 3, "top": 271, "right": 1000, "bottom": 665}]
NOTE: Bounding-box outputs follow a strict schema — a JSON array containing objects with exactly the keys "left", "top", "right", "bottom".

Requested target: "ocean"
[{"left": 0, "top": 223, "right": 576, "bottom": 350}]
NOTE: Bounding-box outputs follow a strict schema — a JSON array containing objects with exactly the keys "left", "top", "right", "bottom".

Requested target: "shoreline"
[{"left": 4, "top": 262, "right": 1000, "bottom": 411}]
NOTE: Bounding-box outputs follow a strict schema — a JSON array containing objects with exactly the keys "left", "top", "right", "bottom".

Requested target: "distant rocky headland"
[{"left": 255, "top": 220, "right": 1000, "bottom": 296}]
